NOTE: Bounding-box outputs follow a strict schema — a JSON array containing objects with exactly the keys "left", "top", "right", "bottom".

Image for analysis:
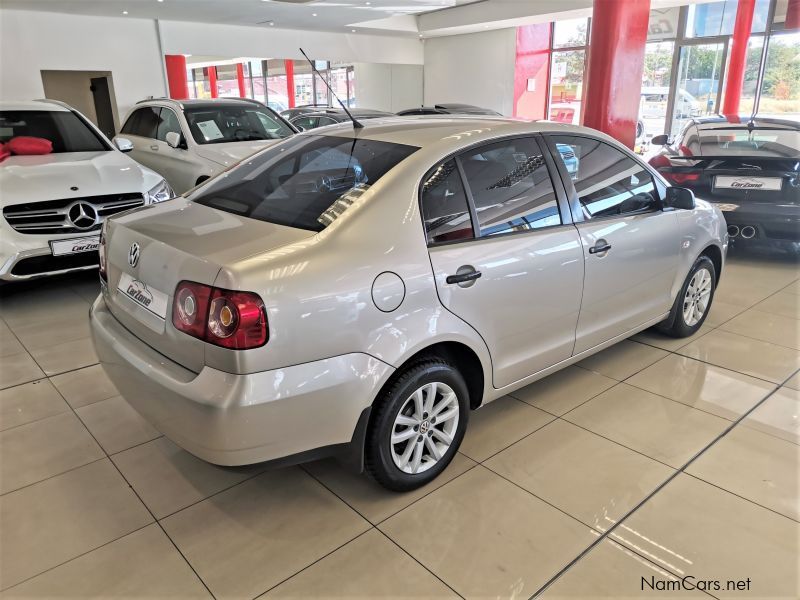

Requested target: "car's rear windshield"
[
  {"left": 191, "top": 135, "right": 419, "bottom": 231},
  {"left": 183, "top": 105, "right": 294, "bottom": 145},
  {"left": 688, "top": 127, "right": 799, "bottom": 158},
  {"left": 0, "top": 110, "right": 108, "bottom": 153}
]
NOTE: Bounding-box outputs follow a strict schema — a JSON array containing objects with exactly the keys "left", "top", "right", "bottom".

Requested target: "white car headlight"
[{"left": 146, "top": 179, "right": 175, "bottom": 204}]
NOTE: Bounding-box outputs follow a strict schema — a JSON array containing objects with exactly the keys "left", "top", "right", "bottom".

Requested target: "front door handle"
[
  {"left": 149, "top": 145, "right": 159, "bottom": 151},
  {"left": 446, "top": 267, "right": 482, "bottom": 286},
  {"left": 589, "top": 241, "right": 612, "bottom": 254}
]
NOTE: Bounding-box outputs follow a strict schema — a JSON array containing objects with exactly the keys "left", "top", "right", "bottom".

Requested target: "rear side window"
[
  {"left": 292, "top": 116, "right": 317, "bottom": 131},
  {"left": 121, "top": 107, "right": 159, "bottom": 138},
  {"left": 550, "top": 135, "right": 658, "bottom": 219},
  {"left": 683, "top": 127, "right": 799, "bottom": 158},
  {"left": 460, "top": 137, "right": 561, "bottom": 235},
  {"left": 191, "top": 135, "right": 418, "bottom": 232},
  {"left": 420, "top": 160, "right": 474, "bottom": 244}
]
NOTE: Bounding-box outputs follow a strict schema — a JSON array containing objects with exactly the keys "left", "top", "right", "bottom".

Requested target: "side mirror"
[
  {"left": 114, "top": 137, "right": 134, "bottom": 152},
  {"left": 165, "top": 131, "right": 184, "bottom": 149},
  {"left": 651, "top": 134, "right": 669, "bottom": 146},
  {"left": 664, "top": 187, "right": 695, "bottom": 210}
]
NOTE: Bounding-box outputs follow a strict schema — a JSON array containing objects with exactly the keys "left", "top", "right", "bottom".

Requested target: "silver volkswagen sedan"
[{"left": 90, "top": 117, "right": 727, "bottom": 491}]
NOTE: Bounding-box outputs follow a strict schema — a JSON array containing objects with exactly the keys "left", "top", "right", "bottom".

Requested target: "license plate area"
[
  {"left": 713, "top": 176, "right": 782, "bottom": 191},
  {"left": 50, "top": 236, "right": 99, "bottom": 256},
  {"left": 116, "top": 272, "right": 169, "bottom": 320}
]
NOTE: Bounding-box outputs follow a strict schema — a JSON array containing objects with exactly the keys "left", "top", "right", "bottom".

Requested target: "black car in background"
[
  {"left": 280, "top": 104, "right": 330, "bottom": 121},
  {"left": 288, "top": 108, "right": 394, "bottom": 130},
  {"left": 396, "top": 103, "right": 501, "bottom": 116},
  {"left": 650, "top": 116, "right": 800, "bottom": 248}
]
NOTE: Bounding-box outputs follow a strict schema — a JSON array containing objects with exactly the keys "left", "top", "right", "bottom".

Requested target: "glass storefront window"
[
  {"left": 671, "top": 43, "right": 724, "bottom": 137},
  {"left": 685, "top": 0, "right": 771, "bottom": 38},
  {"left": 641, "top": 41, "right": 675, "bottom": 145},
  {"left": 265, "top": 59, "right": 289, "bottom": 112},
  {"left": 759, "top": 31, "right": 800, "bottom": 116},
  {"left": 552, "top": 18, "right": 588, "bottom": 48},
  {"left": 549, "top": 50, "right": 585, "bottom": 124}
]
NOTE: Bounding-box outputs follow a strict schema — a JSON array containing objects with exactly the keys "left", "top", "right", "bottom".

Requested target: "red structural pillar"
[
  {"left": 787, "top": 0, "right": 800, "bottom": 29},
  {"left": 721, "top": 0, "right": 756, "bottom": 116},
  {"left": 207, "top": 66, "right": 218, "bottom": 98},
  {"left": 236, "top": 63, "right": 247, "bottom": 98},
  {"left": 583, "top": 0, "right": 650, "bottom": 148},
  {"left": 164, "top": 54, "right": 189, "bottom": 100},
  {"left": 285, "top": 59, "right": 295, "bottom": 108}
]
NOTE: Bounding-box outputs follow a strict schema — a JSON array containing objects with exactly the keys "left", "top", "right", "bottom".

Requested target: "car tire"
[
  {"left": 657, "top": 255, "right": 716, "bottom": 338},
  {"left": 365, "top": 359, "right": 469, "bottom": 492}
]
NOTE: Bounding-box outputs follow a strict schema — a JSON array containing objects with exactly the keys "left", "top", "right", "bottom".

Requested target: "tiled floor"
[{"left": 0, "top": 252, "right": 798, "bottom": 599}]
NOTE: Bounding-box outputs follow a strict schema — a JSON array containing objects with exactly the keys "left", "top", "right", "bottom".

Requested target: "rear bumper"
[
  {"left": 710, "top": 202, "right": 800, "bottom": 243},
  {"left": 89, "top": 296, "right": 394, "bottom": 466}
]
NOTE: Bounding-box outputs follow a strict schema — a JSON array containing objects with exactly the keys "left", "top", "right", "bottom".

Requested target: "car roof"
[
  {"left": 0, "top": 100, "right": 71, "bottom": 112},
  {"left": 293, "top": 108, "right": 394, "bottom": 120},
  {"left": 308, "top": 115, "right": 623, "bottom": 152},
  {"left": 135, "top": 98, "right": 268, "bottom": 110},
  {"left": 690, "top": 114, "right": 800, "bottom": 130}
]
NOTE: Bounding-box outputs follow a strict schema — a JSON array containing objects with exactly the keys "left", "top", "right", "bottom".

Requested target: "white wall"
[
  {"left": 0, "top": 10, "right": 167, "bottom": 119},
  {"left": 353, "top": 63, "right": 423, "bottom": 112},
  {"left": 423, "top": 28, "right": 516, "bottom": 116}
]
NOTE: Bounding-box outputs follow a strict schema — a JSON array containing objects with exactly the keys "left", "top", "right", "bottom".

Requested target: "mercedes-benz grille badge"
[
  {"left": 128, "top": 242, "right": 140, "bottom": 268},
  {"left": 67, "top": 201, "right": 99, "bottom": 231}
]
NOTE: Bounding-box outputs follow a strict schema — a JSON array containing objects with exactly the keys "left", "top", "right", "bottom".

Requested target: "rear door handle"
[
  {"left": 446, "top": 268, "right": 482, "bottom": 285},
  {"left": 149, "top": 145, "right": 159, "bottom": 151},
  {"left": 589, "top": 242, "right": 612, "bottom": 254}
]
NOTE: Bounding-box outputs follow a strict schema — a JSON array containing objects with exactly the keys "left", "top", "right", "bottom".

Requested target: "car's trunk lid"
[{"left": 103, "top": 197, "right": 313, "bottom": 372}]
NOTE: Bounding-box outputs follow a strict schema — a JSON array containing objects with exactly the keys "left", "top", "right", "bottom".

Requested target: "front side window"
[
  {"left": 183, "top": 105, "right": 294, "bottom": 144},
  {"left": 191, "top": 135, "right": 417, "bottom": 231},
  {"left": 0, "top": 110, "right": 107, "bottom": 153},
  {"left": 292, "top": 116, "right": 317, "bottom": 131},
  {"left": 156, "top": 108, "right": 182, "bottom": 142},
  {"left": 550, "top": 135, "right": 659, "bottom": 219},
  {"left": 420, "top": 160, "right": 474, "bottom": 244},
  {"left": 461, "top": 137, "right": 561, "bottom": 236}
]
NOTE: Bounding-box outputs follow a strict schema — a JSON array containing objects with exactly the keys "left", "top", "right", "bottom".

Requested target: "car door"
[
  {"left": 545, "top": 134, "right": 681, "bottom": 354},
  {"left": 119, "top": 106, "right": 160, "bottom": 171},
  {"left": 424, "top": 136, "right": 584, "bottom": 389}
]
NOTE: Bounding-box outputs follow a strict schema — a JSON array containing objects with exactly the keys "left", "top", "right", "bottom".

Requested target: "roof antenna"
[{"left": 299, "top": 48, "right": 363, "bottom": 129}]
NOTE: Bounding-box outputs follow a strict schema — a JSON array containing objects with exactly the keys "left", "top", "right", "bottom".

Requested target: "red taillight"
[
  {"left": 98, "top": 227, "right": 107, "bottom": 282},
  {"left": 649, "top": 155, "right": 701, "bottom": 185},
  {"left": 648, "top": 154, "right": 671, "bottom": 169},
  {"left": 663, "top": 171, "right": 701, "bottom": 185},
  {"left": 172, "top": 281, "right": 268, "bottom": 350}
]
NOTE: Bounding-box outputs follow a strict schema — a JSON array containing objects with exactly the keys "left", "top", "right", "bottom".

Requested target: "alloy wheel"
[
  {"left": 682, "top": 267, "right": 712, "bottom": 327},
  {"left": 390, "top": 381, "right": 460, "bottom": 475}
]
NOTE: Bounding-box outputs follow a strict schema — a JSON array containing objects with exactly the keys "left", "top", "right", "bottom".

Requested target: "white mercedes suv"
[
  {"left": 114, "top": 98, "right": 296, "bottom": 194},
  {"left": 0, "top": 100, "right": 173, "bottom": 282}
]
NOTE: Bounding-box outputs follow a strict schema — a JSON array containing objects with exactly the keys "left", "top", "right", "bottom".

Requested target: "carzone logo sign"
[
  {"left": 125, "top": 279, "right": 154, "bottom": 309},
  {"left": 730, "top": 177, "right": 764, "bottom": 189}
]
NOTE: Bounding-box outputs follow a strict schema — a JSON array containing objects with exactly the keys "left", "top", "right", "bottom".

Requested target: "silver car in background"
[{"left": 90, "top": 117, "right": 727, "bottom": 491}]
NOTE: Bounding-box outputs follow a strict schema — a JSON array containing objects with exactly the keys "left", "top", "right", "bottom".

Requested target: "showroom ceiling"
[
  {"left": 0, "top": 0, "right": 709, "bottom": 37},
  {"left": 0, "top": 0, "right": 481, "bottom": 34}
]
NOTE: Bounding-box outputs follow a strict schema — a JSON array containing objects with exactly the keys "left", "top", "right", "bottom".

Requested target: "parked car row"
[{"left": 281, "top": 102, "right": 501, "bottom": 131}]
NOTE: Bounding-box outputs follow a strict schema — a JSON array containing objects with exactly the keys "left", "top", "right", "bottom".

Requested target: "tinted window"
[
  {"left": 183, "top": 105, "right": 294, "bottom": 144},
  {"left": 192, "top": 135, "right": 418, "bottom": 231},
  {"left": 292, "top": 116, "right": 317, "bottom": 131},
  {"left": 0, "top": 110, "right": 107, "bottom": 153},
  {"left": 551, "top": 135, "right": 658, "bottom": 219},
  {"left": 156, "top": 108, "right": 182, "bottom": 142},
  {"left": 683, "top": 127, "right": 799, "bottom": 157},
  {"left": 121, "top": 107, "right": 159, "bottom": 138},
  {"left": 461, "top": 137, "right": 561, "bottom": 236},
  {"left": 317, "top": 116, "right": 338, "bottom": 127},
  {"left": 420, "top": 160, "right": 474, "bottom": 244}
]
